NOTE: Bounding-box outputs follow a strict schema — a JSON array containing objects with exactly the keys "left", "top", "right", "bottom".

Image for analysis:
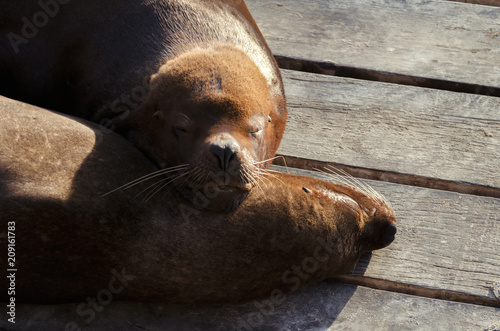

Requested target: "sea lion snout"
[
  {"left": 209, "top": 139, "right": 240, "bottom": 171},
  {"left": 383, "top": 223, "right": 397, "bottom": 246},
  {"left": 360, "top": 206, "right": 397, "bottom": 252}
]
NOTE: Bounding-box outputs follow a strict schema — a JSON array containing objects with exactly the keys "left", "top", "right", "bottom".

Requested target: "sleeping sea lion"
[{"left": 0, "top": 97, "right": 396, "bottom": 304}]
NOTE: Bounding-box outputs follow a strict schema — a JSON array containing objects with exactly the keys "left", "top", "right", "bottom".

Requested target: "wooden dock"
[
  {"left": 249, "top": 0, "right": 500, "bottom": 328},
  {"left": 9, "top": 0, "right": 500, "bottom": 329}
]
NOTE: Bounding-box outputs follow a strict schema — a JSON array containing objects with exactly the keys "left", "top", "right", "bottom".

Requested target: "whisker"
[
  {"left": 328, "top": 166, "right": 371, "bottom": 195},
  {"left": 256, "top": 168, "right": 276, "bottom": 179},
  {"left": 143, "top": 172, "right": 190, "bottom": 203},
  {"left": 177, "top": 165, "right": 201, "bottom": 189},
  {"left": 332, "top": 167, "right": 386, "bottom": 204},
  {"left": 256, "top": 175, "right": 271, "bottom": 189},
  {"left": 255, "top": 170, "right": 273, "bottom": 187},
  {"left": 136, "top": 169, "right": 191, "bottom": 200},
  {"left": 100, "top": 164, "right": 188, "bottom": 198},
  {"left": 324, "top": 167, "right": 367, "bottom": 197},
  {"left": 200, "top": 168, "right": 211, "bottom": 185},
  {"left": 242, "top": 170, "right": 253, "bottom": 186},
  {"left": 321, "top": 165, "right": 391, "bottom": 207},
  {"left": 143, "top": 181, "right": 172, "bottom": 203},
  {"left": 266, "top": 168, "right": 289, "bottom": 176},
  {"left": 253, "top": 155, "right": 289, "bottom": 173},
  {"left": 119, "top": 165, "right": 188, "bottom": 189},
  {"left": 159, "top": 182, "right": 177, "bottom": 200},
  {"left": 253, "top": 155, "right": 283, "bottom": 165},
  {"left": 248, "top": 167, "right": 259, "bottom": 185},
  {"left": 274, "top": 155, "right": 290, "bottom": 174},
  {"left": 315, "top": 167, "right": 355, "bottom": 189},
  {"left": 134, "top": 177, "right": 171, "bottom": 199},
  {"left": 257, "top": 168, "right": 286, "bottom": 187},
  {"left": 252, "top": 173, "right": 267, "bottom": 199},
  {"left": 190, "top": 166, "right": 206, "bottom": 185}
]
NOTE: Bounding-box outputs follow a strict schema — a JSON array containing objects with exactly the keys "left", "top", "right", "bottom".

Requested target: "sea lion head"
[
  {"left": 125, "top": 45, "right": 287, "bottom": 206},
  {"left": 313, "top": 175, "right": 397, "bottom": 274},
  {"left": 272, "top": 172, "right": 397, "bottom": 277},
  {"left": 315, "top": 178, "right": 397, "bottom": 254}
]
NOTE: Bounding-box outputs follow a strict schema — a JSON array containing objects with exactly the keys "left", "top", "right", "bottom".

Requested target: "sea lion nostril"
[
  {"left": 210, "top": 140, "right": 239, "bottom": 170},
  {"left": 383, "top": 223, "right": 397, "bottom": 246}
]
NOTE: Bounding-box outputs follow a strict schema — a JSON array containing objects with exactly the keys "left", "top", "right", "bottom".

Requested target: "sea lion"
[
  {"left": 0, "top": 97, "right": 396, "bottom": 304},
  {"left": 0, "top": 0, "right": 287, "bottom": 200}
]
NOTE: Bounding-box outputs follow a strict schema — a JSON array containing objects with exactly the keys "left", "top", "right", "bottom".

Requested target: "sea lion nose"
[
  {"left": 383, "top": 223, "right": 397, "bottom": 246},
  {"left": 210, "top": 140, "right": 239, "bottom": 171}
]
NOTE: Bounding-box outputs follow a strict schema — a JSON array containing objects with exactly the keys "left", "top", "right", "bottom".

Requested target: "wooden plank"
[
  {"left": 275, "top": 166, "right": 500, "bottom": 306},
  {"left": 6, "top": 283, "right": 500, "bottom": 330},
  {"left": 246, "top": 0, "right": 500, "bottom": 91},
  {"left": 277, "top": 69, "right": 500, "bottom": 192}
]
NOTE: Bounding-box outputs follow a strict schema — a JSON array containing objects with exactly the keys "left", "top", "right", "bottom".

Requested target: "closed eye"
[
  {"left": 250, "top": 128, "right": 262, "bottom": 134},
  {"left": 248, "top": 114, "right": 267, "bottom": 136},
  {"left": 173, "top": 126, "right": 190, "bottom": 136},
  {"left": 249, "top": 127, "right": 264, "bottom": 138}
]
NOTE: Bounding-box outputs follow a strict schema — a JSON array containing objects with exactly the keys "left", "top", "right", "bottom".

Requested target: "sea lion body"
[
  {"left": 0, "top": 0, "right": 287, "bottom": 196},
  {"left": 0, "top": 97, "right": 396, "bottom": 304}
]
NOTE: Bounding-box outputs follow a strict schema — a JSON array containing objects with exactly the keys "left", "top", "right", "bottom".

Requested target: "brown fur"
[{"left": 0, "top": 97, "right": 396, "bottom": 304}]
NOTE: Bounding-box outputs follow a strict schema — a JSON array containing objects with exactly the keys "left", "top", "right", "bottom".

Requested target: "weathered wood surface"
[
  {"left": 246, "top": 0, "right": 500, "bottom": 90},
  {"left": 5, "top": 283, "right": 500, "bottom": 331},
  {"left": 277, "top": 69, "right": 500, "bottom": 192},
  {"left": 274, "top": 166, "right": 500, "bottom": 305}
]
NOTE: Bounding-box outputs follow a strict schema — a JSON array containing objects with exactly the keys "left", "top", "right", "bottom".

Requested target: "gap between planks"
[
  {"left": 275, "top": 55, "right": 500, "bottom": 98},
  {"left": 273, "top": 155, "right": 500, "bottom": 199},
  {"left": 330, "top": 275, "right": 500, "bottom": 309}
]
